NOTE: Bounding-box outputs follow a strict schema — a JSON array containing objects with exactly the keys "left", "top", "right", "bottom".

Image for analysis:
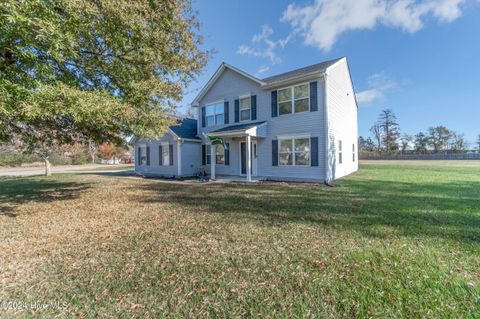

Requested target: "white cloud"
[
  {"left": 282, "top": 0, "right": 466, "bottom": 51},
  {"left": 356, "top": 72, "right": 397, "bottom": 104},
  {"left": 256, "top": 65, "right": 270, "bottom": 76},
  {"left": 237, "top": 24, "right": 291, "bottom": 64}
]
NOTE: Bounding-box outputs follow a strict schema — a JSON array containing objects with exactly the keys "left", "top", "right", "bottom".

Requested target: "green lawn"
[{"left": 0, "top": 161, "right": 479, "bottom": 318}]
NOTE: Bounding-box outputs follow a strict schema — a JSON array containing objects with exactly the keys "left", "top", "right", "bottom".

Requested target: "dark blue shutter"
[
  {"left": 146, "top": 146, "right": 150, "bottom": 166},
  {"left": 169, "top": 144, "right": 174, "bottom": 165},
  {"left": 201, "top": 145, "right": 206, "bottom": 165},
  {"left": 251, "top": 95, "right": 257, "bottom": 120},
  {"left": 137, "top": 147, "right": 141, "bottom": 165},
  {"left": 201, "top": 107, "right": 206, "bottom": 127},
  {"left": 224, "top": 101, "right": 229, "bottom": 124},
  {"left": 159, "top": 145, "right": 163, "bottom": 165},
  {"left": 310, "top": 81, "right": 318, "bottom": 112},
  {"left": 311, "top": 137, "right": 319, "bottom": 166},
  {"left": 272, "top": 140, "right": 278, "bottom": 166},
  {"left": 271, "top": 91, "right": 278, "bottom": 117},
  {"left": 225, "top": 143, "right": 230, "bottom": 165},
  {"left": 234, "top": 99, "right": 239, "bottom": 122}
]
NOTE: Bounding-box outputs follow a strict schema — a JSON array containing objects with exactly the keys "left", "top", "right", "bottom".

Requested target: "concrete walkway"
[{"left": 0, "top": 164, "right": 134, "bottom": 177}]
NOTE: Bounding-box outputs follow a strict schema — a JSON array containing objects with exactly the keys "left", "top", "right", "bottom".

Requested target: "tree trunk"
[
  {"left": 91, "top": 153, "right": 95, "bottom": 164},
  {"left": 44, "top": 157, "right": 52, "bottom": 176}
]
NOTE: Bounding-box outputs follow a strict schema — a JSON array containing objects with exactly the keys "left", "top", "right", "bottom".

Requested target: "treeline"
[
  {"left": 0, "top": 141, "right": 132, "bottom": 167},
  {"left": 359, "top": 109, "right": 480, "bottom": 155}
]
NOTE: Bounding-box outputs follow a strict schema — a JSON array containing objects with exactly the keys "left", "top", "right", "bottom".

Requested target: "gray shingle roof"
[
  {"left": 261, "top": 57, "right": 343, "bottom": 84},
  {"left": 170, "top": 118, "right": 200, "bottom": 140},
  {"left": 211, "top": 121, "right": 266, "bottom": 133}
]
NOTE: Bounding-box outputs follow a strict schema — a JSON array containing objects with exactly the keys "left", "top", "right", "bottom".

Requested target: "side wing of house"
[
  {"left": 135, "top": 133, "right": 178, "bottom": 177},
  {"left": 325, "top": 58, "right": 358, "bottom": 180}
]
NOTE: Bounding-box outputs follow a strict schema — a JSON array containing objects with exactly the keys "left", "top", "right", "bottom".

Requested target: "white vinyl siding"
[{"left": 277, "top": 83, "right": 310, "bottom": 116}]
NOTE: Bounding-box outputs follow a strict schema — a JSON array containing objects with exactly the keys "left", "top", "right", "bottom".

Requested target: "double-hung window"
[
  {"left": 278, "top": 83, "right": 310, "bottom": 115},
  {"left": 206, "top": 102, "right": 224, "bottom": 127},
  {"left": 239, "top": 96, "right": 251, "bottom": 121},
  {"left": 161, "top": 142, "right": 170, "bottom": 166},
  {"left": 352, "top": 144, "right": 355, "bottom": 162},
  {"left": 216, "top": 145, "right": 225, "bottom": 164},
  {"left": 339, "top": 140, "right": 343, "bottom": 164},
  {"left": 139, "top": 146, "right": 147, "bottom": 165},
  {"left": 279, "top": 137, "right": 310, "bottom": 166}
]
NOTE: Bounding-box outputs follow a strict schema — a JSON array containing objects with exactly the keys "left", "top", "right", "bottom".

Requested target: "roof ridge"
[{"left": 261, "top": 57, "right": 344, "bottom": 82}]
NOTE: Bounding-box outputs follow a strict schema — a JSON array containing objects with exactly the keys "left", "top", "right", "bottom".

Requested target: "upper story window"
[
  {"left": 278, "top": 83, "right": 310, "bottom": 116},
  {"left": 206, "top": 102, "right": 224, "bottom": 127},
  {"left": 239, "top": 96, "right": 251, "bottom": 121}
]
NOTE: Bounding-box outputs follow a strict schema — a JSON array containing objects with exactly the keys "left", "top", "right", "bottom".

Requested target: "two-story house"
[{"left": 135, "top": 57, "right": 358, "bottom": 183}]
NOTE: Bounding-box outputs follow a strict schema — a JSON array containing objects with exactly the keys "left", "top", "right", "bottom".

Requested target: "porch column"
[
  {"left": 246, "top": 134, "right": 252, "bottom": 182},
  {"left": 210, "top": 143, "right": 215, "bottom": 180}
]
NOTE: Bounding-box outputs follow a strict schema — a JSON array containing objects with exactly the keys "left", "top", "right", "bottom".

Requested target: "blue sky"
[{"left": 180, "top": 0, "right": 480, "bottom": 144}]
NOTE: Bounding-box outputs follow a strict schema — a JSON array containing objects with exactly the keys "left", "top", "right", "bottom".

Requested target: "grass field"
[{"left": 1, "top": 161, "right": 479, "bottom": 318}]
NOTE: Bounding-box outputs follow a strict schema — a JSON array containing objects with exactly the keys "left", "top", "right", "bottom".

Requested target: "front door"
[{"left": 240, "top": 141, "right": 257, "bottom": 176}]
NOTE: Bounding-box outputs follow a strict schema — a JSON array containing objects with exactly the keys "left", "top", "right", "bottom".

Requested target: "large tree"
[
  {"left": 370, "top": 123, "right": 383, "bottom": 153},
  {"left": 0, "top": 0, "right": 207, "bottom": 175},
  {"left": 476, "top": 134, "right": 480, "bottom": 151},
  {"left": 427, "top": 126, "right": 452, "bottom": 153},
  {"left": 399, "top": 134, "right": 413, "bottom": 154},
  {"left": 377, "top": 109, "right": 400, "bottom": 153},
  {"left": 449, "top": 132, "right": 468, "bottom": 153},
  {"left": 414, "top": 131, "right": 429, "bottom": 154}
]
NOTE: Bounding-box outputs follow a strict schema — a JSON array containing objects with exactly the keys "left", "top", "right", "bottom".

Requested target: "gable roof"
[
  {"left": 191, "top": 63, "right": 264, "bottom": 106},
  {"left": 169, "top": 118, "right": 200, "bottom": 140},
  {"left": 191, "top": 57, "right": 345, "bottom": 106},
  {"left": 211, "top": 121, "right": 266, "bottom": 133},
  {"left": 261, "top": 57, "right": 343, "bottom": 85}
]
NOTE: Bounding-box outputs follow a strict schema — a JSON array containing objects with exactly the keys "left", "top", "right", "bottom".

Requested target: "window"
[
  {"left": 339, "top": 140, "right": 343, "bottom": 164},
  {"left": 352, "top": 143, "right": 355, "bottom": 162},
  {"left": 239, "top": 96, "right": 251, "bottom": 121},
  {"left": 279, "top": 137, "right": 310, "bottom": 166},
  {"left": 216, "top": 145, "right": 225, "bottom": 164},
  {"left": 277, "top": 83, "right": 310, "bottom": 115},
  {"left": 139, "top": 146, "right": 147, "bottom": 165},
  {"left": 206, "top": 102, "right": 224, "bottom": 127},
  {"left": 278, "top": 88, "right": 292, "bottom": 115},
  {"left": 161, "top": 143, "right": 170, "bottom": 166}
]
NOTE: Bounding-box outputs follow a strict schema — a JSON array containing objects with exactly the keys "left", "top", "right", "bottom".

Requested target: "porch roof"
[{"left": 209, "top": 121, "right": 267, "bottom": 137}]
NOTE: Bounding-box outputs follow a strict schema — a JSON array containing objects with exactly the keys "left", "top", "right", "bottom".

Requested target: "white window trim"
[
  {"left": 239, "top": 94, "right": 252, "bottom": 122},
  {"left": 277, "top": 82, "right": 310, "bottom": 116},
  {"left": 205, "top": 100, "right": 225, "bottom": 127},
  {"left": 278, "top": 137, "right": 311, "bottom": 167},
  {"left": 161, "top": 142, "right": 170, "bottom": 166}
]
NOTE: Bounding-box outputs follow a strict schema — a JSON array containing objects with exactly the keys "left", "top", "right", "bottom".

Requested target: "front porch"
[{"left": 204, "top": 121, "right": 267, "bottom": 182}]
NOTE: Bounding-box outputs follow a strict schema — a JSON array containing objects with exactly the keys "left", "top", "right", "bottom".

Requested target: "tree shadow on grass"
[
  {"left": 129, "top": 178, "right": 480, "bottom": 245},
  {"left": 0, "top": 177, "right": 91, "bottom": 217}
]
